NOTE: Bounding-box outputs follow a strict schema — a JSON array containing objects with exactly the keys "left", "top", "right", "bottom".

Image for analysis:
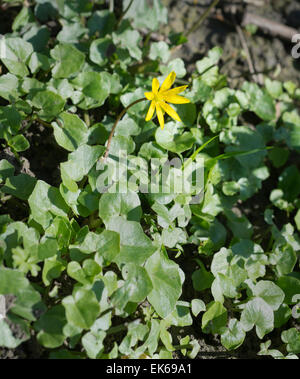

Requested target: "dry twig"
[{"left": 242, "top": 12, "right": 298, "bottom": 41}]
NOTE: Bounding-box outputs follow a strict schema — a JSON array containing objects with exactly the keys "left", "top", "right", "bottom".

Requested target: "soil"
[
  {"left": 163, "top": 0, "right": 300, "bottom": 88},
  {"left": 1, "top": 0, "right": 299, "bottom": 359}
]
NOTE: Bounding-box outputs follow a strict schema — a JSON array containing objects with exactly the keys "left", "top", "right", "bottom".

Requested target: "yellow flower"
[{"left": 144, "top": 71, "right": 190, "bottom": 130}]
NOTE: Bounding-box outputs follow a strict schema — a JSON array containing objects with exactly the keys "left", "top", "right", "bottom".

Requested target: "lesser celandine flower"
[{"left": 144, "top": 71, "right": 190, "bottom": 130}]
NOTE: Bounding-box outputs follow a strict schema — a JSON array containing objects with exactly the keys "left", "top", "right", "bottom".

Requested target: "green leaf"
[
  {"left": 242, "top": 82, "right": 276, "bottom": 121},
  {"left": 278, "top": 165, "right": 300, "bottom": 202},
  {"left": 45, "top": 216, "right": 72, "bottom": 250},
  {"left": 28, "top": 52, "right": 51, "bottom": 74},
  {"left": 61, "top": 144, "right": 104, "bottom": 189},
  {"left": 107, "top": 216, "right": 156, "bottom": 266},
  {"left": 52, "top": 112, "right": 88, "bottom": 151},
  {"left": 294, "top": 209, "right": 300, "bottom": 231},
  {"left": 0, "top": 319, "right": 22, "bottom": 348},
  {"left": 123, "top": 0, "right": 167, "bottom": 31},
  {"left": 47, "top": 78, "right": 73, "bottom": 99},
  {"left": 192, "top": 261, "right": 214, "bottom": 292},
  {"left": 82, "top": 330, "right": 106, "bottom": 359},
  {"left": 112, "top": 263, "right": 153, "bottom": 308},
  {"left": 99, "top": 191, "right": 142, "bottom": 225},
  {"left": 265, "top": 78, "right": 283, "bottom": 99},
  {"left": 274, "top": 304, "right": 292, "bottom": 328},
  {"left": 164, "top": 301, "right": 193, "bottom": 327},
  {"left": 161, "top": 227, "right": 187, "bottom": 248},
  {"left": 24, "top": 24, "right": 50, "bottom": 52},
  {"left": 240, "top": 298, "right": 274, "bottom": 339},
  {"left": 155, "top": 122, "right": 195, "bottom": 153},
  {"left": 8, "top": 135, "right": 30, "bottom": 152},
  {"left": 29, "top": 90, "right": 65, "bottom": 121},
  {"left": 120, "top": 88, "right": 148, "bottom": 115},
  {"left": 62, "top": 289, "right": 100, "bottom": 330},
  {"left": 87, "top": 123, "right": 109, "bottom": 145},
  {"left": 145, "top": 250, "right": 182, "bottom": 318},
  {"left": 149, "top": 41, "right": 170, "bottom": 63},
  {"left": 224, "top": 126, "right": 266, "bottom": 169},
  {"left": 187, "top": 77, "right": 212, "bottom": 103},
  {"left": 94, "top": 230, "right": 120, "bottom": 264},
  {"left": 87, "top": 10, "right": 116, "bottom": 36},
  {"left": 12, "top": 6, "right": 35, "bottom": 32},
  {"left": 221, "top": 319, "right": 245, "bottom": 350},
  {"left": 34, "top": 305, "right": 66, "bottom": 348},
  {"left": 71, "top": 71, "right": 110, "bottom": 110},
  {"left": 2, "top": 174, "right": 36, "bottom": 200},
  {"left": 196, "top": 47, "right": 223, "bottom": 74},
  {"left": 42, "top": 254, "right": 66, "bottom": 286},
  {"left": 0, "top": 160, "right": 14, "bottom": 183},
  {"left": 276, "top": 276, "right": 300, "bottom": 305},
  {"left": 0, "top": 37, "right": 33, "bottom": 76},
  {"left": 138, "top": 319, "right": 160, "bottom": 355},
  {"left": 0, "top": 105, "right": 22, "bottom": 136},
  {"left": 173, "top": 103, "right": 196, "bottom": 127},
  {"left": 90, "top": 37, "right": 113, "bottom": 67},
  {"left": 0, "top": 73, "right": 19, "bottom": 101},
  {"left": 281, "top": 328, "right": 300, "bottom": 354},
  {"left": 160, "top": 58, "right": 186, "bottom": 78},
  {"left": 253, "top": 281, "right": 285, "bottom": 311},
  {"left": 50, "top": 43, "right": 85, "bottom": 79},
  {"left": 283, "top": 111, "right": 300, "bottom": 151},
  {"left": 191, "top": 299, "right": 206, "bottom": 317},
  {"left": 115, "top": 115, "right": 140, "bottom": 137},
  {"left": 38, "top": 235, "right": 59, "bottom": 260},
  {"left": 56, "top": 20, "right": 87, "bottom": 44},
  {"left": 268, "top": 147, "right": 289, "bottom": 168},
  {"left": 28, "top": 180, "right": 69, "bottom": 229},
  {"left": 201, "top": 301, "right": 227, "bottom": 334},
  {"left": 159, "top": 320, "right": 174, "bottom": 351},
  {"left": 67, "top": 259, "right": 101, "bottom": 285},
  {"left": 0, "top": 267, "right": 41, "bottom": 321},
  {"left": 112, "top": 22, "right": 142, "bottom": 60}
]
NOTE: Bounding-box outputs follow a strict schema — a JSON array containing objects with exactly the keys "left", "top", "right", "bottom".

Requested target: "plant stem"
[
  {"left": 106, "top": 324, "right": 127, "bottom": 335},
  {"left": 84, "top": 111, "right": 90, "bottom": 127},
  {"left": 185, "top": 0, "right": 219, "bottom": 37},
  {"left": 102, "top": 97, "right": 147, "bottom": 162},
  {"left": 109, "top": 0, "right": 114, "bottom": 13},
  {"left": 36, "top": 117, "right": 52, "bottom": 128},
  {"left": 172, "top": 344, "right": 193, "bottom": 351},
  {"left": 117, "top": 0, "right": 134, "bottom": 27}
]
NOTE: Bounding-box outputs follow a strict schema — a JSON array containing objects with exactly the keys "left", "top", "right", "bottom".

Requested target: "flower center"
[{"left": 154, "top": 93, "right": 163, "bottom": 103}]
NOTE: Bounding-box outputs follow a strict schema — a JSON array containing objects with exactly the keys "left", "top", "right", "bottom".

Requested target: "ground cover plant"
[{"left": 0, "top": 0, "right": 299, "bottom": 359}]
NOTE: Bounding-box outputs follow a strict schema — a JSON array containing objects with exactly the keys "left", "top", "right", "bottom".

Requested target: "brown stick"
[
  {"left": 242, "top": 12, "right": 298, "bottom": 41},
  {"left": 102, "top": 98, "right": 147, "bottom": 162},
  {"left": 235, "top": 23, "right": 263, "bottom": 85}
]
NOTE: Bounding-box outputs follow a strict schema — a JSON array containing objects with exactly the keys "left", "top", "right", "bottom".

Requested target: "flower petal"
[
  {"left": 163, "top": 85, "right": 188, "bottom": 95},
  {"left": 144, "top": 92, "right": 154, "bottom": 101},
  {"left": 159, "top": 71, "right": 176, "bottom": 92},
  {"left": 156, "top": 104, "right": 165, "bottom": 129},
  {"left": 145, "top": 100, "right": 156, "bottom": 121},
  {"left": 164, "top": 94, "right": 190, "bottom": 104},
  {"left": 160, "top": 101, "right": 181, "bottom": 122},
  {"left": 152, "top": 78, "right": 160, "bottom": 94}
]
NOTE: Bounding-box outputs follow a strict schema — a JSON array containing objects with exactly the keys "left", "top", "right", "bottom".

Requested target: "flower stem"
[
  {"left": 117, "top": 0, "right": 135, "bottom": 27},
  {"left": 102, "top": 97, "right": 146, "bottom": 162},
  {"left": 84, "top": 111, "right": 90, "bottom": 127}
]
